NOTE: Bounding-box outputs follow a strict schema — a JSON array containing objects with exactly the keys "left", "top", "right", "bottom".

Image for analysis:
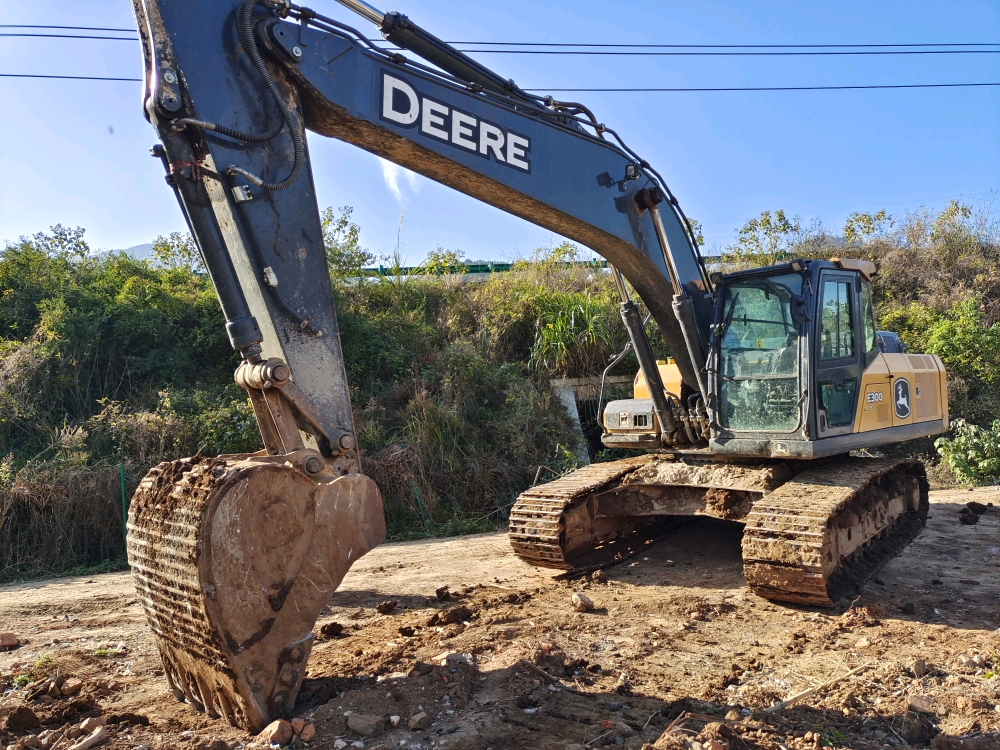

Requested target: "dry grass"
[{"left": 0, "top": 461, "right": 142, "bottom": 581}]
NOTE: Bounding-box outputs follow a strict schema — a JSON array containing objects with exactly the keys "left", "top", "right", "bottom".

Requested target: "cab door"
[{"left": 814, "top": 271, "right": 863, "bottom": 437}]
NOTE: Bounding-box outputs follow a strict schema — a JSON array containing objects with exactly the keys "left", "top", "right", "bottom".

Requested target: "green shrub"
[{"left": 935, "top": 419, "right": 1000, "bottom": 486}]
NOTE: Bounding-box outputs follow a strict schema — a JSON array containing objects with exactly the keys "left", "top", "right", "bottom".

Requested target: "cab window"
[
  {"left": 820, "top": 280, "right": 855, "bottom": 360},
  {"left": 861, "top": 280, "right": 877, "bottom": 357}
]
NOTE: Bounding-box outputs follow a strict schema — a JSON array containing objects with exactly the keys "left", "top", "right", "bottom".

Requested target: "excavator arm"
[{"left": 127, "top": 0, "right": 714, "bottom": 730}]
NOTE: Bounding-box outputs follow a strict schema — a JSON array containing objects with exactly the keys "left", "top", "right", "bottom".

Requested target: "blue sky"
[{"left": 1, "top": 0, "right": 998, "bottom": 263}]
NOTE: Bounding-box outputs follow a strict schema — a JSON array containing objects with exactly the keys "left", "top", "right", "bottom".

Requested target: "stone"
[
  {"left": 959, "top": 514, "right": 980, "bottom": 525},
  {"left": 61, "top": 678, "right": 84, "bottom": 696},
  {"left": 566, "top": 745, "right": 587, "bottom": 750},
  {"left": 350, "top": 743, "right": 364, "bottom": 749},
  {"left": 434, "top": 651, "right": 467, "bottom": 666},
  {"left": 6, "top": 707, "right": 40, "bottom": 732},
  {"left": 911, "top": 658, "right": 929, "bottom": 677},
  {"left": 258, "top": 719, "right": 293, "bottom": 746},
  {"left": 376, "top": 600, "right": 397, "bottom": 615},
  {"left": 967, "top": 501, "right": 988, "bottom": 514},
  {"left": 571, "top": 593, "right": 594, "bottom": 612},
  {"left": 900, "top": 713, "right": 924, "bottom": 744},
  {"left": 705, "top": 741, "right": 727, "bottom": 750},
  {"left": 390, "top": 716, "right": 401, "bottom": 727},
  {"left": 855, "top": 637, "right": 871, "bottom": 648},
  {"left": 79, "top": 718, "right": 105, "bottom": 733},
  {"left": 320, "top": 622, "right": 344, "bottom": 638},
  {"left": 0, "top": 633, "right": 18, "bottom": 649},
  {"left": 591, "top": 570, "right": 607, "bottom": 584},
  {"left": 290, "top": 718, "right": 306, "bottom": 735},
  {"left": 333, "top": 741, "right": 348, "bottom": 750},
  {"left": 435, "top": 605, "right": 472, "bottom": 625},
  {"left": 300, "top": 724, "right": 316, "bottom": 742},
  {"left": 409, "top": 712, "right": 431, "bottom": 730},
  {"left": 956, "top": 696, "right": 990, "bottom": 711},
  {"left": 347, "top": 713, "right": 385, "bottom": 736},
  {"left": 67, "top": 727, "right": 108, "bottom": 750},
  {"left": 909, "top": 695, "right": 935, "bottom": 713}
]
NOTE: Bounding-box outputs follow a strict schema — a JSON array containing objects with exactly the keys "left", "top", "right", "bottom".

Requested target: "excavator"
[{"left": 127, "top": 0, "right": 949, "bottom": 731}]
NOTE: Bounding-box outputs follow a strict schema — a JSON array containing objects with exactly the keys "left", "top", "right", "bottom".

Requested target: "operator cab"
[{"left": 601, "top": 258, "right": 948, "bottom": 458}]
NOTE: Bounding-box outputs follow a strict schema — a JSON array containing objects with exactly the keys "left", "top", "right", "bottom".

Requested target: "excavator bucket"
[{"left": 126, "top": 455, "right": 384, "bottom": 731}]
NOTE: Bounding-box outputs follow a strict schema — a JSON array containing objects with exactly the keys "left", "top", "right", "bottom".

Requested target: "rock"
[
  {"left": 399, "top": 626, "right": 416, "bottom": 637},
  {"left": 22, "top": 735, "right": 42, "bottom": 750},
  {"left": 300, "top": 724, "right": 316, "bottom": 742},
  {"left": 258, "top": 719, "right": 293, "bottom": 746},
  {"left": 909, "top": 695, "right": 935, "bottom": 713},
  {"left": 615, "top": 672, "right": 632, "bottom": 695},
  {"left": 350, "top": 743, "right": 364, "bottom": 749},
  {"left": 0, "top": 632, "right": 18, "bottom": 650},
  {"left": 68, "top": 727, "right": 84, "bottom": 739},
  {"left": 566, "top": 745, "right": 587, "bottom": 750},
  {"left": 900, "top": 602, "right": 916, "bottom": 615},
  {"left": 571, "top": 593, "right": 594, "bottom": 612},
  {"left": 956, "top": 696, "right": 990, "bottom": 711},
  {"left": 6, "top": 707, "right": 41, "bottom": 732},
  {"left": 320, "top": 622, "right": 344, "bottom": 638},
  {"left": 900, "top": 713, "right": 925, "bottom": 744},
  {"left": 79, "top": 718, "right": 105, "bottom": 733},
  {"left": 435, "top": 585, "right": 451, "bottom": 601},
  {"left": 67, "top": 727, "right": 108, "bottom": 750},
  {"left": 704, "top": 741, "right": 727, "bottom": 750},
  {"left": 46, "top": 682, "right": 62, "bottom": 699},
  {"left": 347, "top": 713, "right": 384, "bottom": 736},
  {"left": 592, "top": 570, "right": 608, "bottom": 584},
  {"left": 376, "top": 599, "right": 398, "bottom": 615},
  {"left": 434, "top": 651, "right": 468, "bottom": 666},
  {"left": 333, "top": 741, "right": 348, "bottom": 750},
  {"left": 959, "top": 514, "right": 980, "bottom": 525},
  {"left": 967, "top": 501, "right": 988, "bottom": 514},
  {"left": 390, "top": 715, "right": 401, "bottom": 727},
  {"left": 435, "top": 605, "right": 473, "bottom": 625},
  {"left": 290, "top": 718, "right": 306, "bottom": 735},
  {"left": 911, "top": 658, "right": 929, "bottom": 677},
  {"left": 61, "top": 678, "right": 84, "bottom": 696},
  {"left": 409, "top": 712, "right": 431, "bottom": 730},
  {"left": 855, "top": 637, "right": 871, "bottom": 648}
]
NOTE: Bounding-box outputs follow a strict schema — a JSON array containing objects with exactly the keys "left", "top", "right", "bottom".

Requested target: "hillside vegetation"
[{"left": 0, "top": 199, "right": 997, "bottom": 579}]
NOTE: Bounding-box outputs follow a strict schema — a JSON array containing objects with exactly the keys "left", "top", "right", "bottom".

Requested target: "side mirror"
[{"left": 790, "top": 294, "right": 810, "bottom": 325}]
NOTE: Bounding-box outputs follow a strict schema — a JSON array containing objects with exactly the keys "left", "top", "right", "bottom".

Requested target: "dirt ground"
[{"left": 1, "top": 487, "right": 999, "bottom": 750}]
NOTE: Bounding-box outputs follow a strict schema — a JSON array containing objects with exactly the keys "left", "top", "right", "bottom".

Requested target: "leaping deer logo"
[{"left": 894, "top": 378, "right": 911, "bottom": 419}]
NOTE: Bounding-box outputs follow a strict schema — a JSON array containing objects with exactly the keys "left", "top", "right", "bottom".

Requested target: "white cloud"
[{"left": 379, "top": 158, "right": 420, "bottom": 203}]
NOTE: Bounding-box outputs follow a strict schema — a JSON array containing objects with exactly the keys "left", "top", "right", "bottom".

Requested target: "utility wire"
[
  {"left": 3, "top": 74, "right": 998, "bottom": 92},
  {"left": 4, "top": 31, "right": 999, "bottom": 56},
  {"left": 457, "top": 49, "right": 1000, "bottom": 56},
  {"left": 0, "top": 33, "right": 136, "bottom": 40},
  {"left": 0, "top": 24, "right": 136, "bottom": 32},
  {"left": 528, "top": 82, "right": 1000, "bottom": 92},
  {"left": 0, "top": 73, "right": 142, "bottom": 81}
]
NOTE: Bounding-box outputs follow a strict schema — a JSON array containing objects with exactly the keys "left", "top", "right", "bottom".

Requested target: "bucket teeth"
[{"left": 127, "top": 456, "right": 385, "bottom": 731}]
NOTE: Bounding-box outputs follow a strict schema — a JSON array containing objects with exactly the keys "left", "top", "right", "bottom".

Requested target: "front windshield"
[{"left": 718, "top": 273, "right": 803, "bottom": 432}]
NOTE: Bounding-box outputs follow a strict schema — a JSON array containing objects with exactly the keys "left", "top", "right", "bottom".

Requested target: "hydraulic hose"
[{"left": 224, "top": 0, "right": 305, "bottom": 191}]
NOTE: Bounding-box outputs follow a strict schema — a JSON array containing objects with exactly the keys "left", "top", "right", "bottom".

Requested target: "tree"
[
  {"left": 844, "top": 209, "right": 892, "bottom": 246},
  {"left": 152, "top": 231, "right": 203, "bottom": 272},
  {"left": 422, "top": 248, "right": 468, "bottom": 275},
  {"left": 321, "top": 206, "right": 373, "bottom": 281},
  {"left": 725, "top": 210, "right": 801, "bottom": 268}
]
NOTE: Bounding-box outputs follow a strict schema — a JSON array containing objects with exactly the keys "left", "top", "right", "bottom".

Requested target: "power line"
[
  {"left": 527, "top": 82, "right": 1000, "bottom": 92},
  {"left": 445, "top": 42, "right": 1000, "bottom": 48},
  {"left": 0, "top": 24, "right": 136, "bottom": 32},
  {"left": 0, "top": 73, "right": 141, "bottom": 81},
  {"left": 459, "top": 49, "right": 1000, "bottom": 56},
  {"left": 4, "top": 31, "right": 999, "bottom": 56},
  {"left": 3, "top": 73, "right": 997, "bottom": 92},
  {"left": 0, "top": 33, "right": 136, "bottom": 41}
]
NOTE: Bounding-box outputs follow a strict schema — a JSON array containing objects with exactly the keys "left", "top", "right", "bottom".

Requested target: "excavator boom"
[{"left": 128, "top": 0, "right": 713, "bottom": 730}]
